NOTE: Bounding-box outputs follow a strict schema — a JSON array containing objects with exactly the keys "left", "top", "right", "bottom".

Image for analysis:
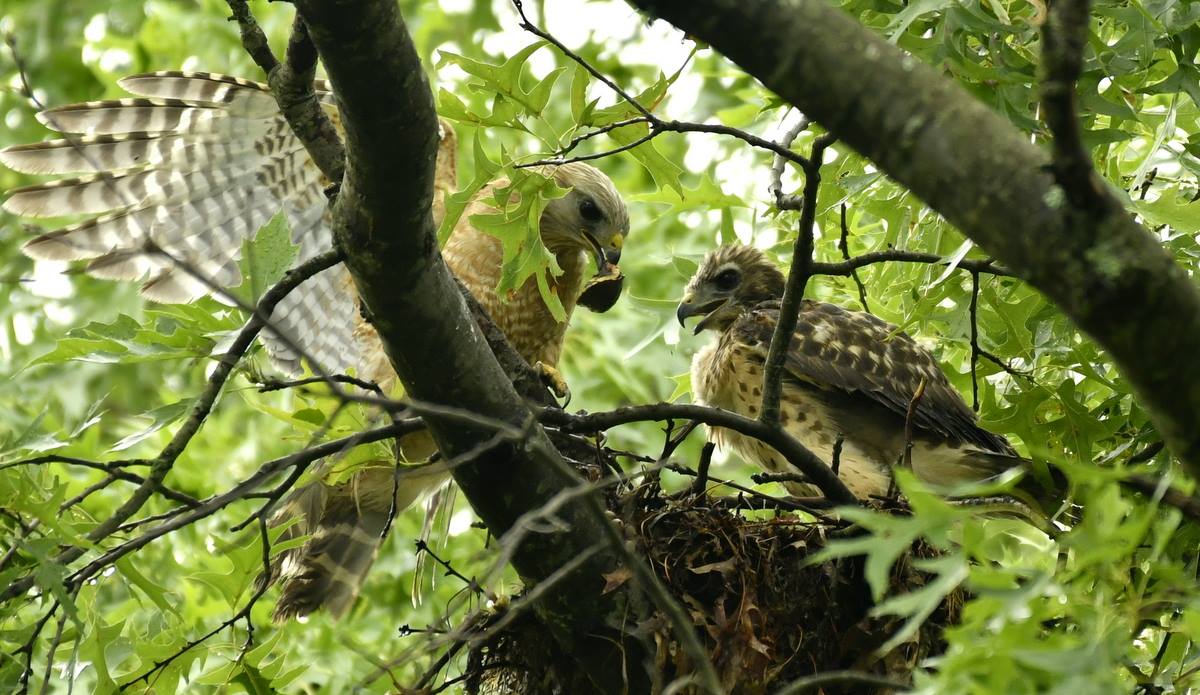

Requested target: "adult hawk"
[
  {"left": 676, "top": 245, "right": 1053, "bottom": 503},
  {"left": 1, "top": 72, "right": 629, "bottom": 619}
]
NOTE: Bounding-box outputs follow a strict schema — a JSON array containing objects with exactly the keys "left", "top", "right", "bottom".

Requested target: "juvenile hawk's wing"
[{"left": 733, "top": 300, "right": 1016, "bottom": 455}]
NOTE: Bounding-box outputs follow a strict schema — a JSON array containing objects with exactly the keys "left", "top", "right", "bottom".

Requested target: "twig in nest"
[{"left": 691, "top": 442, "right": 717, "bottom": 495}]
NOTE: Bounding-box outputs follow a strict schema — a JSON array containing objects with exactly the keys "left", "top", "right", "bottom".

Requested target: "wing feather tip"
[
  {"left": 23, "top": 235, "right": 91, "bottom": 262},
  {"left": 140, "top": 271, "right": 206, "bottom": 304}
]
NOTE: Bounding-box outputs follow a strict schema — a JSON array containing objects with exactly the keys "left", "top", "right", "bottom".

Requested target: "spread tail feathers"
[{"left": 262, "top": 463, "right": 451, "bottom": 621}]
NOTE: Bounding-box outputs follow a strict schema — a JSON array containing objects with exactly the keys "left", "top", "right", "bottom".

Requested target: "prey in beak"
[{"left": 578, "top": 231, "right": 625, "bottom": 313}]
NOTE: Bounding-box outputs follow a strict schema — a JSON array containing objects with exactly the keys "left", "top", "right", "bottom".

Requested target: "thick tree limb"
[
  {"left": 627, "top": 0, "right": 1200, "bottom": 476},
  {"left": 287, "top": 1, "right": 696, "bottom": 690}
]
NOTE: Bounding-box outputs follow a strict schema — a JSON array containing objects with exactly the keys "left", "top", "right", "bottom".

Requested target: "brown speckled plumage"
[{"left": 680, "top": 245, "right": 1024, "bottom": 499}]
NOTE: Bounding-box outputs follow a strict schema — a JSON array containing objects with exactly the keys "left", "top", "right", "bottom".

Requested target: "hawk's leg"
[{"left": 534, "top": 361, "right": 571, "bottom": 402}]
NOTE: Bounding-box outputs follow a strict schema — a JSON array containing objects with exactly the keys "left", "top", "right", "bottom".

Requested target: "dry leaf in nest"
[
  {"left": 690, "top": 557, "right": 737, "bottom": 579},
  {"left": 601, "top": 566, "right": 632, "bottom": 594},
  {"left": 462, "top": 487, "right": 961, "bottom": 694}
]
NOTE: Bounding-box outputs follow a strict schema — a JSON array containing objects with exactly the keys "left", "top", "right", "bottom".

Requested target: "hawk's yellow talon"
[{"left": 535, "top": 361, "right": 571, "bottom": 401}]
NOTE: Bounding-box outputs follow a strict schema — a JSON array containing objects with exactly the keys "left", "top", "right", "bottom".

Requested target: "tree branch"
[
  {"left": 510, "top": 2, "right": 812, "bottom": 172},
  {"left": 288, "top": 1, "right": 671, "bottom": 689},
  {"left": 540, "top": 403, "right": 858, "bottom": 505},
  {"left": 773, "top": 669, "right": 910, "bottom": 694},
  {"left": 1040, "top": 0, "right": 1105, "bottom": 208},
  {"left": 626, "top": 0, "right": 1200, "bottom": 475},
  {"left": 809, "top": 250, "right": 1013, "bottom": 278},
  {"left": 1120, "top": 474, "right": 1200, "bottom": 523},
  {"left": 63, "top": 421, "right": 421, "bottom": 591},
  {"left": 837, "top": 203, "right": 872, "bottom": 311},
  {"left": 0, "top": 251, "right": 342, "bottom": 604},
  {"left": 761, "top": 133, "right": 836, "bottom": 426},
  {"left": 0, "top": 455, "right": 199, "bottom": 507},
  {"left": 226, "top": 2, "right": 346, "bottom": 183}
]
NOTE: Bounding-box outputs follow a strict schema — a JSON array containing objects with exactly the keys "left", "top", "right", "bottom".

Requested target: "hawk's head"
[
  {"left": 676, "top": 245, "right": 785, "bottom": 333},
  {"left": 540, "top": 162, "right": 629, "bottom": 312}
]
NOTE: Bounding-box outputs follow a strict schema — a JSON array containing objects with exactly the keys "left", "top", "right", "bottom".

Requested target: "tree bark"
[
  {"left": 628, "top": 0, "right": 1200, "bottom": 476},
  {"left": 290, "top": 0, "right": 646, "bottom": 690}
]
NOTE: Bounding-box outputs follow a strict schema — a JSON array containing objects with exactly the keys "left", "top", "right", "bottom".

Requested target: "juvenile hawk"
[
  {"left": 1, "top": 72, "right": 629, "bottom": 619},
  {"left": 677, "top": 245, "right": 1049, "bottom": 502}
]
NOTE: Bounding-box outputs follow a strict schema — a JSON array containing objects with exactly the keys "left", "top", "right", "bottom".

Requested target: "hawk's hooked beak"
[
  {"left": 581, "top": 231, "right": 623, "bottom": 274},
  {"left": 676, "top": 295, "right": 727, "bottom": 334},
  {"left": 578, "top": 232, "right": 625, "bottom": 313}
]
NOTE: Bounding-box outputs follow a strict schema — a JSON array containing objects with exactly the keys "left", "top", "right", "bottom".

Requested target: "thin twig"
[
  {"left": 1120, "top": 474, "right": 1200, "bottom": 523},
  {"left": 226, "top": 1, "right": 346, "bottom": 182},
  {"left": 517, "top": 128, "right": 659, "bottom": 167},
  {"left": 810, "top": 249, "right": 1013, "bottom": 278},
  {"left": 749, "top": 471, "right": 808, "bottom": 485},
  {"left": 691, "top": 441, "right": 716, "bottom": 495},
  {"left": 669, "top": 463, "right": 832, "bottom": 516},
  {"left": 415, "top": 539, "right": 494, "bottom": 600},
  {"left": 0, "top": 456, "right": 200, "bottom": 508},
  {"left": 661, "top": 419, "right": 701, "bottom": 464},
  {"left": 541, "top": 403, "right": 857, "bottom": 504},
  {"left": 38, "top": 611, "right": 68, "bottom": 695},
  {"left": 512, "top": 0, "right": 651, "bottom": 118},
  {"left": 761, "top": 133, "right": 836, "bottom": 426},
  {"left": 969, "top": 270, "right": 981, "bottom": 412},
  {"left": 1040, "top": 0, "right": 1106, "bottom": 209},
  {"left": 902, "top": 378, "right": 929, "bottom": 471},
  {"left": 556, "top": 115, "right": 652, "bottom": 156},
  {"left": 772, "top": 669, "right": 910, "bottom": 694},
  {"left": 978, "top": 349, "right": 1034, "bottom": 379},
  {"left": 768, "top": 115, "right": 811, "bottom": 210},
  {"left": 412, "top": 629, "right": 476, "bottom": 692},
  {"left": 838, "top": 203, "right": 871, "bottom": 311},
  {"left": 258, "top": 373, "right": 384, "bottom": 396},
  {"left": 509, "top": 0, "right": 812, "bottom": 172},
  {"left": 15, "top": 601, "right": 59, "bottom": 695}
]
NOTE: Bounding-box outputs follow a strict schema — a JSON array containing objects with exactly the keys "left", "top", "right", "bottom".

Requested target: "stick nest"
[{"left": 463, "top": 478, "right": 961, "bottom": 694}]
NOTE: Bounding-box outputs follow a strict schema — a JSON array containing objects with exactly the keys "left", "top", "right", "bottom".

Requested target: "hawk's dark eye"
[
  {"left": 714, "top": 268, "right": 740, "bottom": 290},
  {"left": 579, "top": 197, "right": 603, "bottom": 222}
]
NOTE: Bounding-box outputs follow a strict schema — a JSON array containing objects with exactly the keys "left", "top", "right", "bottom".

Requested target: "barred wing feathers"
[
  {"left": 734, "top": 300, "right": 1017, "bottom": 456},
  {"left": 0, "top": 71, "right": 359, "bottom": 375}
]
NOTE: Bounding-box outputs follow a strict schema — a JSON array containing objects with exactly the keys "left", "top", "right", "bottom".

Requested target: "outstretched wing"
[
  {"left": 0, "top": 71, "right": 360, "bottom": 375},
  {"left": 732, "top": 300, "right": 1016, "bottom": 455}
]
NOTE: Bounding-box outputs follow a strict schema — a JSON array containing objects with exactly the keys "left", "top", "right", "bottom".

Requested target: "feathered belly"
[{"left": 692, "top": 341, "right": 892, "bottom": 498}]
